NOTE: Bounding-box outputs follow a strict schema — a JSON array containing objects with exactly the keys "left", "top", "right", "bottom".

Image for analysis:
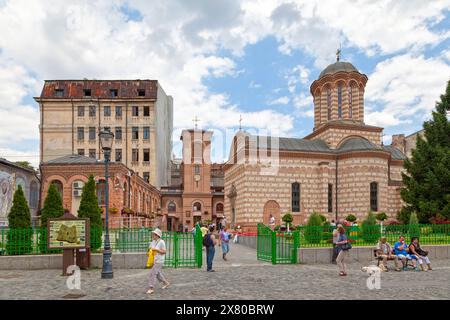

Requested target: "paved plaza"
[{"left": 1, "top": 244, "right": 449, "bottom": 300}]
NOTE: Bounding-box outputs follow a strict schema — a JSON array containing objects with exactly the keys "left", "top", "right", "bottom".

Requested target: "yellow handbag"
[{"left": 146, "top": 249, "right": 157, "bottom": 268}]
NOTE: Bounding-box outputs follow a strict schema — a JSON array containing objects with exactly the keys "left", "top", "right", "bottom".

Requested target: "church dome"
[{"left": 319, "top": 61, "right": 359, "bottom": 79}]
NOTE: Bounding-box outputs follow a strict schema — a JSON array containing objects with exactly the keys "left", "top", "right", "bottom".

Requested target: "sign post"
[{"left": 47, "top": 211, "right": 90, "bottom": 276}]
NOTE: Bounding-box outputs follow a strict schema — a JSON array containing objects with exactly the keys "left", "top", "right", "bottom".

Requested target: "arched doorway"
[{"left": 263, "top": 200, "right": 281, "bottom": 225}]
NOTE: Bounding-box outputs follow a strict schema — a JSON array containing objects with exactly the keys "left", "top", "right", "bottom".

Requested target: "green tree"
[
  {"left": 376, "top": 212, "right": 388, "bottom": 222},
  {"left": 14, "top": 161, "right": 35, "bottom": 171},
  {"left": 304, "top": 211, "right": 323, "bottom": 244},
  {"left": 361, "top": 211, "right": 380, "bottom": 243},
  {"left": 78, "top": 175, "right": 102, "bottom": 251},
  {"left": 400, "top": 80, "right": 450, "bottom": 223},
  {"left": 408, "top": 212, "right": 420, "bottom": 238},
  {"left": 346, "top": 214, "right": 357, "bottom": 223},
  {"left": 6, "top": 185, "right": 33, "bottom": 255},
  {"left": 282, "top": 213, "right": 293, "bottom": 232},
  {"left": 39, "top": 183, "right": 64, "bottom": 253}
]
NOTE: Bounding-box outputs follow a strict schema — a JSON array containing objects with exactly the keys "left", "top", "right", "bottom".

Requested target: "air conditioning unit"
[
  {"left": 73, "top": 182, "right": 84, "bottom": 189},
  {"left": 73, "top": 190, "right": 83, "bottom": 197}
]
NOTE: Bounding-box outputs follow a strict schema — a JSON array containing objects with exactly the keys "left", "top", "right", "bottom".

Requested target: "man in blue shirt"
[{"left": 394, "top": 235, "right": 417, "bottom": 271}]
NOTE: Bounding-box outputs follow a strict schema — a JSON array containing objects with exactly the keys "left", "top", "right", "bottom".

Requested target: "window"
[
  {"left": 143, "top": 149, "right": 150, "bottom": 162},
  {"left": 337, "top": 84, "right": 342, "bottom": 118},
  {"left": 84, "top": 89, "right": 91, "bottom": 97},
  {"left": 55, "top": 89, "right": 64, "bottom": 97},
  {"left": 132, "top": 127, "right": 139, "bottom": 140},
  {"left": 89, "top": 149, "right": 96, "bottom": 158},
  {"left": 216, "top": 203, "right": 224, "bottom": 212},
  {"left": 132, "top": 149, "right": 139, "bottom": 162},
  {"left": 143, "top": 127, "right": 150, "bottom": 140},
  {"left": 193, "top": 202, "right": 202, "bottom": 211},
  {"left": 96, "top": 180, "right": 106, "bottom": 205},
  {"left": 327, "top": 88, "right": 332, "bottom": 120},
  {"left": 194, "top": 165, "right": 200, "bottom": 174},
  {"left": 115, "top": 106, "right": 122, "bottom": 117},
  {"left": 89, "top": 127, "right": 96, "bottom": 140},
  {"left": 104, "top": 106, "right": 111, "bottom": 117},
  {"left": 77, "top": 127, "right": 84, "bottom": 140},
  {"left": 168, "top": 201, "right": 176, "bottom": 212},
  {"left": 132, "top": 106, "right": 139, "bottom": 117},
  {"left": 348, "top": 85, "right": 353, "bottom": 118},
  {"left": 115, "top": 149, "right": 122, "bottom": 162},
  {"left": 143, "top": 172, "right": 150, "bottom": 183},
  {"left": 144, "top": 106, "right": 150, "bottom": 117},
  {"left": 51, "top": 180, "right": 63, "bottom": 198},
  {"left": 138, "top": 89, "right": 145, "bottom": 97},
  {"left": 370, "top": 182, "right": 378, "bottom": 211},
  {"left": 77, "top": 149, "right": 85, "bottom": 156},
  {"left": 29, "top": 181, "right": 38, "bottom": 208},
  {"left": 328, "top": 184, "right": 333, "bottom": 213},
  {"left": 110, "top": 89, "right": 118, "bottom": 97},
  {"left": 89, "top": 106, "right": 96, "bottom": 117},
  {"left": 115, "top": 127, "right": 122, "bottom": 140},
  {"left": 77, "top": 106, "right": 85, "bottom": 117},
  {"left": 292, "top": 182, "right": 300, "bottom": 212}
]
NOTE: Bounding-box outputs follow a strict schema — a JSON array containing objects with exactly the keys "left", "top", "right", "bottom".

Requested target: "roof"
[
  {"left": 248, "top": 135, "right": 330, "bottom": 153},
  {"left": 38, "top": 80, "right": 158, "bottom": 99},
  {"left": 0, "top": 157, "right": 36, "bottom": 173},
  {"left": 382, "top": 145, "right": 407, "bottom": 160},
  {"left": 338, "top": 137, "right": 381, "bottom": 152},
  {"left": 43, "top": 154, "right": 100, "bottom": 165},
  {"left": 319, "top": 61, "right": 359, "bottom": 79}
]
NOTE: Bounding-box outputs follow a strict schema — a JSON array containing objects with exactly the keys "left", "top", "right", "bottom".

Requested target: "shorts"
[{"left": 397, "top": 254, "right": 415, "bottom": 260}]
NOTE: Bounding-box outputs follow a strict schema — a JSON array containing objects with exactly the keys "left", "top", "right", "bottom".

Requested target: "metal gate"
[{"left": 257, "top": 223, "right": 299, "bottom": 264}]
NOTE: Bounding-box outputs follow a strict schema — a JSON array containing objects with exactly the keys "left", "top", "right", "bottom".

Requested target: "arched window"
[
  {"left": 123, "top": 182, "right": 128, "bottom": 207},
  {"left": 51, "top": 180, "right": 63, "bottom": 198},
  {"left": 15, "top": 177, "right": 26, "bottom": 191},
  {"left": 216, "top": 203, "right": 224, "bottom": 213},
  {"left": 348, "top": 85, "right": 353, "bottom": 118},
  {"left": 327, "top": 88, "right": 332, "bottom": 120},
  {"left": 30, "top": 181, "right": 38, "bottom": 208},
  {"left": 292, "top": 182, "right": 300, "bottom": 212},
  {"left": 96, "top": 179, "right": 106, "bottom": 206},
  {"left": 337, "top": 84, "right": 342, "bottom": 119},
  {"left": 168, "top": 201, "right": 176, "bottom": 212},
  {"left": 370, "top": 182, "right": 378, "bottom": 211},
  {"left": 193, "top": 202, "right": 202, "bottom": 212}
]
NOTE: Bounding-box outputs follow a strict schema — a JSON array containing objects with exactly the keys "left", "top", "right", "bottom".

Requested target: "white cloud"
[
  {"left": 0, "top": 147, "right": 39, "bottom": 168},
  {"left": 268, "top": 96, "right": 290, "bottom": 105},
  {"left": 249, "top": 81, "right": 262, "bottom": 89},
  {"left": 365, "top": 54, "right": 450, "bottom": 127}
]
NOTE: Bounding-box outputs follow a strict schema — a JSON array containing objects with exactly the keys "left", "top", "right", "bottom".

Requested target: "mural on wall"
[{"left": 0, "top": 172, "right": 14, "bottom": 219}]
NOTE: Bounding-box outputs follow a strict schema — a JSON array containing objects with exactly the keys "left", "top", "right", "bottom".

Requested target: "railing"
[
  {"left": 0, "top": 225, "right": 203, "bottom": 269},
  {"left": 296, "top": 224, "right": 450, "bottom": 248},
  {"left": 257, "top": 223, "right": 299, "bottom": 264}
]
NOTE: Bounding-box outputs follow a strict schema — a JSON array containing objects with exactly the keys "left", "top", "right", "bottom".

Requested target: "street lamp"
[{"left": 99, "top": 127, "right": 114, "bottom": 279}]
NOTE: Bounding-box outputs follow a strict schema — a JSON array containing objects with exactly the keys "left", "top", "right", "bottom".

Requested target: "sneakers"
[
  {"left": 146, "top": 289, "right": 154, "bottom": 295},
  {"left": 162, "top": 282, "right": 170, "bottom": 289}
]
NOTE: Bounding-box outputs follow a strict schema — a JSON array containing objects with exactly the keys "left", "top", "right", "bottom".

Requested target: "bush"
[
  {"left": 6, "top": 185, "right": 33, "bottom": 255},
  {"left": 361, "top": 211, "right": 380, "bottom": 243},
  {"left": 282, "top": 213, "right": 294, "bottom": 230},
  {"left": 304, "top": 212, "right": 323, "bottom": 244},
  {"left": 408, "top": 212, "right": 420, "bottom": 238},
  {"left": 397, "top": 207, "right": 412, "bottom": 224},
  {"left": 78, "top": 175, "right": 103, "bottom": 251},
  {"left": 39, "top": 183, "right": 64, "bottom": 253},
  {"left": 376, "top": 212, "right": 388, "bottom": 222},
  {"left": 346, "top": 214, "right": 357, "bottom": 222}
]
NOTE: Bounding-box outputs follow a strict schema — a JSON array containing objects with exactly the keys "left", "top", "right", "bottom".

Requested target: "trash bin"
[{"left": 76, "top": 248, "right": 91, "bottom": 269}]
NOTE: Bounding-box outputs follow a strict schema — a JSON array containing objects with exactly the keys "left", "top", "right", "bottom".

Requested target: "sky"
[{"left": 0, "top": 0, "right": 449, "bottom": 167}]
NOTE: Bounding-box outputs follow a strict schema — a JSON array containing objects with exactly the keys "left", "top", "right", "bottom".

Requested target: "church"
[{"left": 224, "top": 57, "right": 408, "bottom": 232}]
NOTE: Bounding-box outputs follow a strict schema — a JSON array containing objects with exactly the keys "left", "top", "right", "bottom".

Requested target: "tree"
[
  {"left": 14, "top": 161, "right": 35, "bottom": 171},
  {"left": 400, "top": 80, "right": 450, "bottom": 223},
  {"left": 346, "top": 214, "right": 357, "bottom": 223},
  {"left": 7, "top": 185, "right": 33, "bottom": 254},
  {"left": 376, "top": 212, "right": 388, "bottom": 222},
  {"left": 408, "top": 212, "right": 420, "bottom": 238},
  {"left": 282, "top": 213, "right": 293, "bottom": 232},
  {"left": 78, "top": 175, "right": 102, "bottom": 251},
  {"left": 361, "top": 211, "right": 380, "bottom": 243},
  {"left": 39, "top": 183, "right": 64, "bottom": 253},
  {"left": 304, "top": 211, "right": 323, "bottom": 244}
]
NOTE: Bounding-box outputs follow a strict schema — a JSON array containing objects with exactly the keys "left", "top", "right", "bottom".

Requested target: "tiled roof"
[
  {"left": 39, "top": 80, "right": 158, "bottom": 99},
  {"left": 383, "top": 145, "right": 407, "bottom": 160},
  {"left": 44, "top": 154, "right": 99, "bottom": 165},
  {"left": 337, "top": 137, "right": 382, "bottom": 152}
]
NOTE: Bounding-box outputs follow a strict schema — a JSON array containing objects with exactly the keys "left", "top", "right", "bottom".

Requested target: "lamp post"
[{"left": 99, "top": 128, "right": 114, "bottom": 279}]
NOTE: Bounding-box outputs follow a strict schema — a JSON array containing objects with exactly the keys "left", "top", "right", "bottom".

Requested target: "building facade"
[
  {"left": 40, "top": 155, "right": 161, "bottom": 228},
  {"left": 35, "top": 80, "right": 173, "bottom": 188},
  {"left": 0, "top": 158, "right": 40, "bottom": 226},
  {"left": 224, "top": 59, "right": 408, "bottom": 232},
  {"left": 160, "top": 129, "right": 224, "bottom": 232}
]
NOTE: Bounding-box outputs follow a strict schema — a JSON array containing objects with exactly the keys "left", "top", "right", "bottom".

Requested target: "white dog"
[{"left": 361, "top": 265, "right": 381, "bottom": 290}]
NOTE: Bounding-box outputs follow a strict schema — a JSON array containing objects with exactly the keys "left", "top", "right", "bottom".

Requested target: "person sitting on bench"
[
  {"left": 394, "top": 235, "right": 417, "bottom": 271},
  {"left": 375, "top": 237, "right": 401, "bottom": 271}
]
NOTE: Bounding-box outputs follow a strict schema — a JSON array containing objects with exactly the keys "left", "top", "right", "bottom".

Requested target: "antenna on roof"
[{"left": 336, "top": 42, "right": 341, "bottom": 62}]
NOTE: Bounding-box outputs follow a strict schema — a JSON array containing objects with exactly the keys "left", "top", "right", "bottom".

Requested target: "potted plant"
[
  {"left": 282, "top": 213, "right": 294, "bottom": 232},
  {"left": 376, "top": 212, "right": 388, "bottom": 235}
]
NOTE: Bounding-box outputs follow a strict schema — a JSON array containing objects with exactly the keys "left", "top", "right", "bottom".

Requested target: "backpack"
[{"left": 203, "top": 233, "right": 213, "bottom": 247}]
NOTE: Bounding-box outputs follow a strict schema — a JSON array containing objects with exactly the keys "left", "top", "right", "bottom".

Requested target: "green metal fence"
[
  {"left": 257, "top": 223, "right": 299, "bottom": 264},
  {"left": 297, "top": 224, "right": 450, "bottom": 248},
  {"left": 0, "top": 225, "right": 203, "bottom": 269}
]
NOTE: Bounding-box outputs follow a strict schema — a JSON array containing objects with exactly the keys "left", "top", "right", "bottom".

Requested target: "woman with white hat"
[{"left": 146, "top": 228, "right": 170, "bottom": 294}]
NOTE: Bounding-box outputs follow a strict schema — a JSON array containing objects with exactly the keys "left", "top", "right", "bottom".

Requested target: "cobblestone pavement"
[{"left": 1, "top": 244, "right": 449, "bottom": 300}]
